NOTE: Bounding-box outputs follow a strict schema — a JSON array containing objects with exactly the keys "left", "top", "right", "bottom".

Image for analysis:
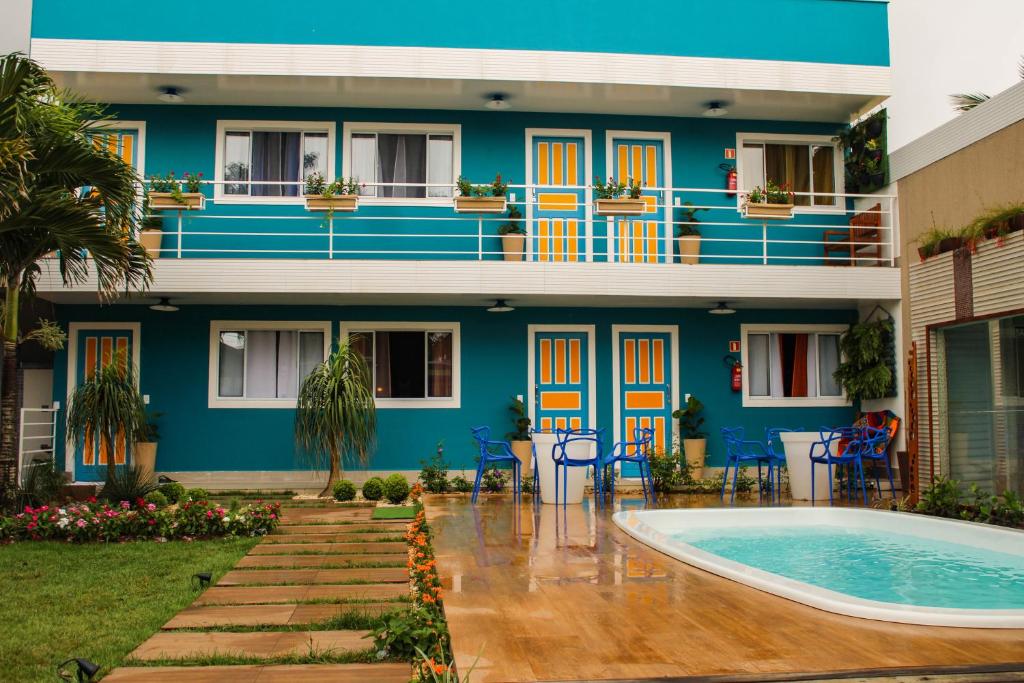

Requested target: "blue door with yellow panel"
[
  {"left": 609, "top": 137, "right": 667, "bottom": 263},
  {"left": 534, "top": 331, "right": 590, "bottom": 434},
  {"left": 531, "top": 135, "right": 586, "bottom": 262},
  {"left": 618, "top": 331, "right": 673, "bottom": 477},
  {"left": 74, "top": 330, "right": 134, "bottom": 481}
]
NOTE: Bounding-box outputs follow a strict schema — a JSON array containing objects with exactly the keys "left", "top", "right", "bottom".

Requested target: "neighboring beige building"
[{"left": 889, "top": 81, "right": 1024, "bottom": 494}]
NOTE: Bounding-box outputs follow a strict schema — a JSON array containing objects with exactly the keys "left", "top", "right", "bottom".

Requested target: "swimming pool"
[{"left": 613, "top": 507, "right": 1024, "bottom": 628}]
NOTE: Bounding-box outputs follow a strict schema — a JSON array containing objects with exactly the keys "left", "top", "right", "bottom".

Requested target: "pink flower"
[
  {"left": 120, "top": 500, "right": 130, "bottom": 509},
  {"left": 41, "top": 505, "right": 49, "bottom": 511},
  {"left": 270, "top": 513, "right": 277, "bottom": 520},
  {"left": 76, "top": 519, "right": 86, "bottom": 528},
  {"left": 206, "top": 510, "right": 213, "bottom": 518},
  {"left": 148, "top": 519, "right": 156, "bottom": 526},
  {"left": 146, "top": 503, "right": 156, "bottom": 512}
]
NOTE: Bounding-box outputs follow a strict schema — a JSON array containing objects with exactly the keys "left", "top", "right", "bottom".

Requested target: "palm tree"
[
  {"left": 0, "top": 53, "right": 152, "bottom": 503},
  {"left": 295, "top": 337, "right": 377, "bottom": 497},
  {"left": 66, "top": 356, "right": 147, "bottom": 483},
  {"left": 950, "top": 57, "right": 1024, "bottom": 112}
]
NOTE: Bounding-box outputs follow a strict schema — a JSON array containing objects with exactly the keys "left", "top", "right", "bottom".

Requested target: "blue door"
[
  {"left": 74, "top": 329, "right": 134, "bottom": 481},
  {"left": 531, "top": 135, "right": 586, "bottom": 262},
  {"left": 618, "top": 331, "right": 673, "bottom": 476},
  {"left": 534, "top": 331, "right": 590, "bottom": 434},
  {"left": 608, "top": 137, "right": 667, "bottom": 263}
]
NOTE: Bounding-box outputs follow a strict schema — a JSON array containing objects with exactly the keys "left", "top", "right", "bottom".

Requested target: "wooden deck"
[{"left": 426, "top": 495, "right": 1024, "bottom": 682}]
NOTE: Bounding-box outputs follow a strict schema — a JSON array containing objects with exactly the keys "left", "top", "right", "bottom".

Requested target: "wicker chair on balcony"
[{"left": 823, "top": 203, "right": 883, "bottom": 266}]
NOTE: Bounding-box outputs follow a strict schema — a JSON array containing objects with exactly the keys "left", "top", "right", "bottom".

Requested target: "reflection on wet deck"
[{"left": 426, "top": 494, "right": 1024, "bottom": 682}]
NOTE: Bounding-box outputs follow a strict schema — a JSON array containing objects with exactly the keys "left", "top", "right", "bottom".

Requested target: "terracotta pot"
[
  {"left": 510, "top": 440, "right": 533, "bottom": 474},
  {"left": 501, "top": 234, "right": 525, "bottom": 261},
  {"left": 917, "top": 245, "right": 932, "bottom": 261},
  {"left": 677, "top": 235, "right": 700, "bottom": 264},
  {"left": 743, "top": 202, "right": 794, "bottom": 220},
  {"left": 134, "top": 442, "right": 158, "bottom": 480},
  {"left": 454, "top": 196, "right": 507, "bottom": 213},
  {"left": 937, "top": 237, "right": 963, "bottom": 254},
  {"left": 139, "top": 229, "right": 163, "bottom": 258},
  {"left": 683, "top": 438, "right": 706, "bottom": 480},
  {"left": 1009, "top": 214, "right": 1024, "bottom": 232},
  {"left": 304, "top": 194, "right": 359, "bottom": 212},
  {"left": 594, "top": 198, "right": 647, "bottom": 216}
]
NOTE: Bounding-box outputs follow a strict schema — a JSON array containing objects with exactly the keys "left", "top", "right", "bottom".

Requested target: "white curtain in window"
[
  {"left": 742, "top": 144, "right": 765, "bottom": 192},
  {"left": 298, "top": 332, "right": 325, "bottom": 383},
  {"left": 351, "top": 134, "right": 377, "bottom": 197},
  {"left": 769, "top": 334, "right": 785, "bottom": 398},
  {"left": 818, "top": 335, "right": 842, "bottom": 396},
  {"left": 748, "top": 333, "right": 770, "bottom": 396},
  {"left": 218, "top": 332, "right": 245, "bottom": 397},
  {"left": 378, "top": 134, "right": 426, "bottom": 198},
  {"left": 427, "top": 135, "right": 453, "bottom": 198},
  {"left": 246, "top": 331, "right": 278, "bottom": 398},
  {"left": 276, "top": 331, "right": 298, "bottom": 399}
]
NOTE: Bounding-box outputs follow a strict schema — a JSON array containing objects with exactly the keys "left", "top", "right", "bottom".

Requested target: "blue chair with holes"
[
  {"left": 809, "top": 426, "right": 873, "bottom": 505},
  {"left": 603, "top": 426, "right": 656, "bottom": 504},
  {"left": 470, "top": 426, "right": 521, "bottom": 504},
  {"left": 720, "top": 427, "right": 775, "bottom": 502},
  {"left": 552, "top": 428, "right": 605, "bottom": 508},
  {"left": 858, "top": 426, "right": 897, "bottom": 498},
  {"left": 763, "top": 427, "right": 803, "bottom": 498}
]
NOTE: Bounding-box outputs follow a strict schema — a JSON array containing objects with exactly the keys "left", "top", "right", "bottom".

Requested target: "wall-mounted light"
[
  {"left": 484, "top": 93, "right": 511, "bottom": 111},
  {"left": 703, "top": 101, "right": 729, "bottom": 117},
  {"left": 708, "top": 301, "right": 736, "bottom": 315},
  {"left": 157, "top": 87, "right": 185, "bottom": 103},
  {"left": 149, "top": 297, "right": 179, "bottom": 312},
  {"left": 487, "top": 299, "right": 514, "bottom": 313}
]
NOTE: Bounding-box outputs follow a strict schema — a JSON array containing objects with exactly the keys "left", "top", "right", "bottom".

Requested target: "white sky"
[{"left": 887, "top": 0, "right": 1024, "bottom": 150}]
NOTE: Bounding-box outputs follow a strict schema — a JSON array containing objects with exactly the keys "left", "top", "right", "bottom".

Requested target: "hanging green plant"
[{"left": 832, "top": 317, "right": 897, "bottom": 400}]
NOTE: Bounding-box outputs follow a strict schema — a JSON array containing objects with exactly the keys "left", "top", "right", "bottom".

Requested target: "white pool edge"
[{"left": 613, "top": 508, "right": 1024, "bottom": 629}]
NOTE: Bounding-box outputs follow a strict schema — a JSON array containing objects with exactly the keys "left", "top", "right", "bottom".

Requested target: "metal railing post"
[
  {"left": 477, "top": 217, "right": 483, "bottom": 260},
  {"left": 328, "top": 216, "right": 334, "bottom": 260},
  {"left": 762, "top": 220, "right": 768, "bottom": 265},
  {"left": 176, "top": 210, "right": 183, "bottom": 258}
]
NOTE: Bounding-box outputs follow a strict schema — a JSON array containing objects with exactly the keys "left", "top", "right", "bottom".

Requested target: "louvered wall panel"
[{"left": 972, "top": 233, "right": 1024, "bottom": 316}]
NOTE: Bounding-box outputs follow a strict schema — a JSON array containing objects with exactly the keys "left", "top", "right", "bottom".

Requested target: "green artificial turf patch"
[{"left": 370, "top": 506, "right": 417, "bottom": 520}]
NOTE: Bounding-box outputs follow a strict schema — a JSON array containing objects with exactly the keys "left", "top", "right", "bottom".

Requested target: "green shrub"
[
  {"left": 143, "top": 490, "right": 168, "bottom": 508},
  {"left": 333, "top": 479, "right": 357, "bottom": 502},
  {"left": 419, "top": 444, "right": 450, "bottom": 493},
  {"left": 185, "top": 487, "right": 209, "bottom": 502},
  {"left": 481, "top": 467, "right": 506, "bottom": 493},
  {"left": 649, "top": 452, "right": 681, "bottom": 493},
  {"left": 16, "top": 459, "right": 65, "bottom": 508},
  {"left": 100, "top": 466, "right": 158, "bottom": 504},
  {"left": 450, "top": 475, "right": 473, "bottom": 493},
  {"left": 158, "top": 481, "right": 186, "bottom": 504},
  {"left": 383, "top": 473, "right": 411, "bottom": 504},
  {"left": 362, "top": 477, "right": 384, "bottom": 501}
]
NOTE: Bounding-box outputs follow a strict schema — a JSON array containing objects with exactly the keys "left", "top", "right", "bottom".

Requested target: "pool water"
[{"left": 671, "top": 525, "right": 1024, "bottom": 610}]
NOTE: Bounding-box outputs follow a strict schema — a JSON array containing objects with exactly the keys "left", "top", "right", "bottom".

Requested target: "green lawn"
[
  {"left": 0, "top": 537, "right": 257, "bottom": 682},
  {"left": 371, "top": 506, "right": 418, "bottom": 520}
]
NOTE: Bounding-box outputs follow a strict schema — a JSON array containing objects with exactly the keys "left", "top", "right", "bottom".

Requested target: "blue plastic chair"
[
  {"left": 763, "top": 427, "right": 803, "bottom": 498},
  {"left": 720, "top": 427, "right": 774, "bottom": 502},
  {"left": 858, "top": 426, "right": 897, "bottom": 498},
  {"left": 552, "top": 428, "right": 605, "bottom": 508},
  {"left": 603, "top": 427, "right": 656, "bottom": 504},
  {"left": 809, "top": 427, "right": 871, "bottom": 505},
  {"left": 470, "top": 426, "right": 521, "bottom": 503}
]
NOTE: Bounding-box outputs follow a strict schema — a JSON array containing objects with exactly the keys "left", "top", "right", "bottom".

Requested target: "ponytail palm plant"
[
  {"left": 295, "top": 337, "right": 377, "bottom": 497},
  {"left": 0, "top": 53, "right": 152, "bottom": 503},
  {"left": 66, "top": 357, "right": 147, "bottom": 483}
]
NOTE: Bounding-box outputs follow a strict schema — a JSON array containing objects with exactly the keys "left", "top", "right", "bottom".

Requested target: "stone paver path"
[{"left": 104, "top": 499, "right": 412, "bottom": 682}]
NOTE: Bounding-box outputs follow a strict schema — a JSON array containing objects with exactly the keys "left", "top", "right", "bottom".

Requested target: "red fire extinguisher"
[
  {"left": 720, "top": 163, "right": 737, "bottom": 198},
  {"left": 724, "top": 355, "right": 742, "bottom": 392}
]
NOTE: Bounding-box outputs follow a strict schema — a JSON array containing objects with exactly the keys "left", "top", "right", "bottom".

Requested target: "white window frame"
[
  {"left": 339, "top": 321, "right": 461, "bottom": 409},
  {"left": 341, "top": 122, "right": 462, "bottom": 207},
  {"left": 214, "top": 120, "right": 336, "bottom": 205},
  {"left": 734, "top": 132, "right": 845, "bottom": 215},
  {"left": 208, "top": 320, "right": 331, "bottom": 408},
  {"left": 740, "top": 323, "right": 850, "bottom": 408}
]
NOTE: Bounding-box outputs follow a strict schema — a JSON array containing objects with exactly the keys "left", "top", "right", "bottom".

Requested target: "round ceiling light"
[
  {"left": 158, "top": 87, "right": 185, "bottom": 103},
  {"left": 149, "top": 297, "right": 179, "bottom": 312},
  {"left": 486, "top": 299, "right": 515, "bottom": 313},
  {"left": 708, "top": 301, "right": 736, "bottom": 315},
  {"left": 484, "top": 94, "right": 511, "bottom": 111},
  {"left": 703, "top": 101, "right": 729, "bottom": 117}
]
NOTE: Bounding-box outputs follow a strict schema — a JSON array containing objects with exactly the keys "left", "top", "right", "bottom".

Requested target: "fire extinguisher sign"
[
  {"left": 728, "top": 340, "right": 741, "bottom": 352},
  {"left": 724, "top": 148, "right": 736, "bottom": 160}
]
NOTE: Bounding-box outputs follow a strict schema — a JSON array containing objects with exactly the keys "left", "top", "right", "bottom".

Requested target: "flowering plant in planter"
[
  {"left": 593, "top": 176, "right": 642, "bottom": 200},
  {"left": 148, "top": 171, "right": 206, "bottom": 209},
  {"left": 454, "top": 174, "right": 508, "bottom": 213},
  {"left": 303, "top": 172, "right": 363, "bottom": 213},
  {"left": 746, "top": 179, "right": 793, "bottom": 205},
  {"left": 593, "top": 177, "right": 645, "bottom": 216}
]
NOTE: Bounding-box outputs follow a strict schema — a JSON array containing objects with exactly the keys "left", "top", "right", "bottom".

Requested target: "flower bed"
[{"left": 0, "top": 498, "right": 281, "bottom": 543}]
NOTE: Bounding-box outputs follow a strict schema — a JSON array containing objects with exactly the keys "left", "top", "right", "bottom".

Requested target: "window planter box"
[
  {"left": 454, "top": 196, "right": 507, "bottom": 213},
  {"left": 149, "top": 192, "right": 205, "bottom": 211},
  {"left": 304, "top": 194, "right": 359, "bottom": 212},
  {"left": 743, "top": 202, "right": 794, "bottom": 220},
  {"left": 594, "top": 198, "right": 646, "bottom": 216}
]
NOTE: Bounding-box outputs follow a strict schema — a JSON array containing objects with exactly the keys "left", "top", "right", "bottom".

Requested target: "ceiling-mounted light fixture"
[
  {"left": 149, "top": 297, "right": 179, "bottom": 312},
  {"left": 484, "top": 93, "right": 511, "bottom": 111},
  {"left": 486, "top": 299, "right": 514, "bottom": 313},
  {"left": 703, "top": 101, "right": 728, "bottom": 117},
  {"left": 157, "top": 86, "right": 185, "bottom": 103},
  {"left": 708, "top": 301, "right": 736, "bottom": 315}
]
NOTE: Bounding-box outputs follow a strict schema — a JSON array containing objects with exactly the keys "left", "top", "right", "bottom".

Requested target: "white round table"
[{"left": 779, "top": 431, "right": 835, "bottom": 501}]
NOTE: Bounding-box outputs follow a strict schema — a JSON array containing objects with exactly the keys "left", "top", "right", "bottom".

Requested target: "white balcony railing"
[{"left": 126, "top": 181, "right": 896, "bottom": 267}]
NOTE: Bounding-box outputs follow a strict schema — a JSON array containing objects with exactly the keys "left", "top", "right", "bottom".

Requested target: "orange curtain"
[{"left": 790, "top": 334, "right": 809, "bottom": 397}]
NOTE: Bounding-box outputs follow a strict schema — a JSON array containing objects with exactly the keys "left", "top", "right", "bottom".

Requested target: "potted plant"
[
  {"left": 593, "top": 177, "right": 646, "bottom": 216},
  {"left": 742, "top": 180, "right": 794, "bottom": 220},
  {"left": 672, "top": 396, "right": 707, "bottom": 479},
  {"left": 676, "top": 201, "right": 708, "bottom": 265},
  {"left": 139, "top": 197, "right": 164, "bottom": 259},
  {"left": 832, "top": 318, "right": 896, "bottom": 400},
  {"left": 505, "top": 397, "right": 532, "bottom": 474},
  {"left": 148, "top": 171, "right": 205, "bottom": 210},
  {"left": 133, "top": 411, "right": 162, "bottom": 480},
  {"left": 497, "top": 205, "right": 526, "bottom": 261},
  {"left": 916, "top": 226, "right": 962, "bottom": 261},
  {"left": 454, "top": 174, "right": 508, "bottom": 213},
  {"left": 304, "top": 173, "right": 361, "bottom": 213}
]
